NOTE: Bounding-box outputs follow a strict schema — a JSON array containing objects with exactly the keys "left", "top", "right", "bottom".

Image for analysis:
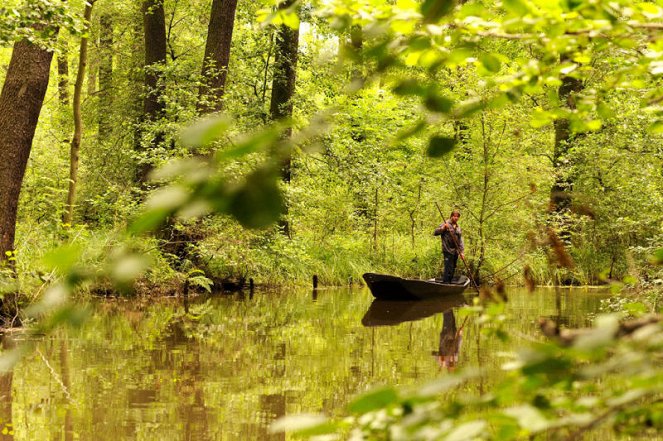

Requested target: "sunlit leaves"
[
  {"left": 503, "top": 405, "right": 549, "bottom": 432},
  {"left": 130, "top": 117, "right": 297, "bottom": 235},
  {"left": 0, "top": 0, "right": 83, "bottom": 47},
  {"left": 479, "top": 53, "right": 502, "bottom": 73},
  {"left": 454, "top": 97, "right": 488, "bottom": 118},
  {"left": 258, "top": 1, "right": 300, "bottom": 30},
  {"left": 42, "top": 244, "right": 83, "bottom": 273},
  {"left": 637, "top": 2, "right": 663, "bottom": 19},
  {"left": 179, "top": 114, "right": 231, "bottom": 151},
  {"left": 445, "top": 421, "right": 487, "bottom": 441},
  {"left": 348, "top": 387, "right": 399, "bottom": 413},
  {"left": 110, "top": 254, "right": 150, "bottom": 288},
  {"left": 502, "top": 0, "right": 532, "bottom": 16},
  {"left": 530, "top": 108, "right": 555, "bottom": 128}
]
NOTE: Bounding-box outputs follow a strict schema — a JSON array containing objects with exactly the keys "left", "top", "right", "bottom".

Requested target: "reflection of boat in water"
[
  {"left": 361, "top": 294, "right": 467, "bottom": 327},
  {"left": 362, "top": 273, "right": 470, "bottom": 300}
]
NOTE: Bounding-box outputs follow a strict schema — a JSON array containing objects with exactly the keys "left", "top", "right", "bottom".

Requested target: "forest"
[{"left": 0, "top": 0, "right": 662, "bottom": 439}]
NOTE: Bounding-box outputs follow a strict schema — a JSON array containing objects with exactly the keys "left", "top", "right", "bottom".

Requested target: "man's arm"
[{"left": 433, "top": 222, "right": 447, "bottom": 236}]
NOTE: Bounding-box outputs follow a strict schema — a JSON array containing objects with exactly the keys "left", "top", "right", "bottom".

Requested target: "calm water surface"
[{"left": 2, "top": 286, "right": 608, "bottom": 440}]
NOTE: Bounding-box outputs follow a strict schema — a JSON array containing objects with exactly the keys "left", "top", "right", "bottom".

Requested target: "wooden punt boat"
[
  {"left": 361, "top": 295, "right": 467, "bottom": 327},
  {"left": 362, "top": 273, "right": 470, "bottom": 300}
]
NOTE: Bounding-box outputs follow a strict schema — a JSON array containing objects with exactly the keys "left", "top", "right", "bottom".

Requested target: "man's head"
[{"left": 450, "top": 209, "right": 461, "bottom": 224}]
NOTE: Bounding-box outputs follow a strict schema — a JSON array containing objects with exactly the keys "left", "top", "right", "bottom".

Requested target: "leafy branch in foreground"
[
  {"left": 272, "top": 299, "right": 663, "bottom": 440},
  {"left": 0, "top": 112, "right": 329, "bottom": 366}
]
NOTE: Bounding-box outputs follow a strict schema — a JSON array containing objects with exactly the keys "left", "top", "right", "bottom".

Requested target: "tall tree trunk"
[
  {"left": 550, "top": 64, "right": 583, "bottom": 239},
  {"left": 98, "top": 11, "right": 114, "bottom": 138},
  {"left": 198, "top": 0, "right": 238, "bottom": 114},
  {"left": 270, "top": 0, "right": 299, "bottom": 237},
  {"left": 0, "top": 36, "right": 57, "bottom": 265},
  {"left": 269, "top": 0, "right": 300, "bottom": 183},
  {"left": 64, "top": 1, "right": 95, "bottom": 226},
  {"left": 137, "top": 0, "right": 168, "bottom": 184},
  {"left": 56, "top": 38, "right": 71, "bottom": 140}
]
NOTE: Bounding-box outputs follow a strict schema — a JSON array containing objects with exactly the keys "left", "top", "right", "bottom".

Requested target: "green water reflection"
[{"left": 5, "top": 287, "right": 607, "bottom": 440}]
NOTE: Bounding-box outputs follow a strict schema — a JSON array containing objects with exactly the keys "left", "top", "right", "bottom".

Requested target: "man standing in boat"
[{"left": 434, "top": 209, "right": 465, "bottom": 283}]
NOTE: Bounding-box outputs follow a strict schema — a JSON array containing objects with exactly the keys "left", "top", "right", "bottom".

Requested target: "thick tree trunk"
[
  {"left": 64, "top": 1, "right": 95, "bottom": 225},
  {"left": 137, "top": 0, "right": 168, "bottom": 184},
  {"left": 550, "top": 72, "right": 583, "bottom": 214},
  {"left": 98, "top": 11, "right": 114, "bottom": 138},
  {"left": 0, "top": 38, "right": 56, "bottom": 263},
  {"left": 550, "top": 68, "right": 583, "bottom": 256},
  {"left": 269, "top": 0, "right": 299, "bottom": 237},
  {"left": 198, "top": 0, "right": 238, "bottom": 114},
  {"left": 269, "top": 0, "right": 300, "bottom": 183}
]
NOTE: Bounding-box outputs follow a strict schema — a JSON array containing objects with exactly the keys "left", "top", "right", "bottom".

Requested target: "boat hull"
[
  {"left": 362, "top": 273, "right": 470, "bottom": 300},
  {"left": 361, "top": 295, "right": 467, "bottom": 326}
]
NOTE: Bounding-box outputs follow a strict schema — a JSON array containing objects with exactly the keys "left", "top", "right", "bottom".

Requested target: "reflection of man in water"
[{"left": 437, "top": 310, "right": 462, "bottom": 372}]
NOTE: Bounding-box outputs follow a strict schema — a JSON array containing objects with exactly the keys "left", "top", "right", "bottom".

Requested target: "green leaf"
[
  {"left": 649, "top": 248, "right": 663, "bottom": 265},
  {"left": 128, "top": 208, "right": 171, "bottom": 235},
  {"left": 503, "top": 405, "right": 549, "bottom": 432},
  {"left": 179, "top": 114, "right": 231, "bottom": 149},
  {"left": 42, "top": 244, "right": 82, "bottom": 273},
  {"left": 445, "top": 421, "right": 487, "bottom": 441},
  {"left": 574, "top": 314, "right": 619, "bottom": 351},
  {"left": 448, "top": 46, "right": 474, "bottom": 65},
  {"left": 227, "top": 169, "right": 284, "bottom": 229},
  {"left": 424, "top": 93, "right": 454, "bottom": 113},
  {"left": 421, "top": 0, "right": 456, "bottom": 23},
  {"left": 480, "top": 53, "right": 501, "bottom": 72},
  {"left": 144, "top": 186, "right": 189, "bottom": 212},
  {"left": 0, "top": 347, "right": 27, "bottom": 373},
  {"left": 393, "top": 79, "right": 427, "bottom": 96},
  {"left": 427, "top": 136, "right": 456, "bottom": 157},
  {"left": 280, "top": 9, "right": 300, "bottom": 30},
  {"left": 111, "top": 255, "right": 149, "bottom": 285},
  {"left": 638, "top": 2, "right": 663, "bottom": 18},
  {"left": 418, "top": 376, "right": 467, "bottom": 396},
  {"left": 530, "top": 109, "right": 554, "bottom": 128},
  {"left": 648, "top": 121, "right": 663, "bottom": 134},
  {"left": 585, "top": 119, "right": 602, "bottom": 131},
  {"left": 269, "top": 414, "right": 330, "bottom": 434},
  {"left": 454, "top": 98, "right": 486, "bottom": 117},
  {"left": 348, "top": 387, "right": 399, "bottom": 413},
  {"left": 503, "top": 0, "right": 531, "bottom": 15},
  {"left": 623, "top": 302, "right": 648, "bottom": 315},
  {"left": 217, "top": 126, "right": 283, "bottom": 161},
  {"left": 394, "top": 120, "right": 427, "bottom": 142}
]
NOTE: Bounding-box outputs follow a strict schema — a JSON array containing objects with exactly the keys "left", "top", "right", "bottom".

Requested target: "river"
[{"left": 1, "top": 286, "right": 607, "bottom": 440}]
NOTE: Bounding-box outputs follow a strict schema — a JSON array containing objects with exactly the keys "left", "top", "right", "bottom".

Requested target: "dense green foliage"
[
  {"left": 0, "top": 0, "right": 660, "bottom": 297},
  {"left": 0, "top": 0, "right": 662, "bottom": 437}
]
